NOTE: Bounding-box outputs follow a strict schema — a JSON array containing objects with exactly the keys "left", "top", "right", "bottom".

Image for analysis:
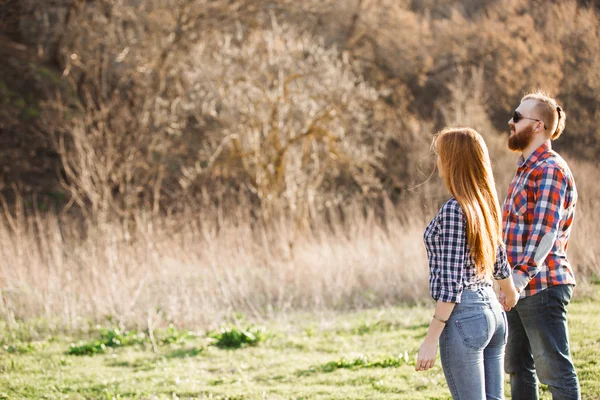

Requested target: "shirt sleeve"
[
  {"left": 512, "top": 165, "right": 567, "bottom": 290},
  {"left": 434, "top": 201, "right": 466, "bottom": 303},
  {"left": 493, "top": 244, "right": 511, "bottom": 280}
]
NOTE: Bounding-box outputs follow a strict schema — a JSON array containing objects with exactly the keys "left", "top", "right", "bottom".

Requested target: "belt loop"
[{"left": 481, "top": 287, "right": 489, "bottom": 300}]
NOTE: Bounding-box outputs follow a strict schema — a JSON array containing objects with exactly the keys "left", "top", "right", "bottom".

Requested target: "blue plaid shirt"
[{"left": 424, "top": 198, "right": 512, "bottom": 303}]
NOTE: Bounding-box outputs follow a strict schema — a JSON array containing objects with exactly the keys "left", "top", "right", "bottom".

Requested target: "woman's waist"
[{"left": 457, "top": 285, "right": 498, "bottom": 302}]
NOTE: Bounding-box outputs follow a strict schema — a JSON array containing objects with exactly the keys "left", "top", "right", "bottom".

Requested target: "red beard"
[{"left": 508, "top": 124, "right": 536, "bottom": 151}]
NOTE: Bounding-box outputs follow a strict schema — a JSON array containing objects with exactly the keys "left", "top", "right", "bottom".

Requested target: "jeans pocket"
[
  {"left": 455, "top": 313, "right": 489, "bottom": 350},
  {"left": 549, "top": 284, "right": 573, "bottom": 308},
  {"left": 501, "top": 311, "right": 508, "bottom": 345}
]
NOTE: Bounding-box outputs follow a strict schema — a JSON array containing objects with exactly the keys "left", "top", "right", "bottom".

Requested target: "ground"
[{"left": 1, "top": 299, "right": 599, "bottom": 399}]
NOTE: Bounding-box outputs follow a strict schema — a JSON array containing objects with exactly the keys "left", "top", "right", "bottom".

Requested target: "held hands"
[
  {"left": 499, "top": 288, "right": 519, "bottom": 311},
  {"left": 415, "top": 339, "right": 438, "bottom": 372}
]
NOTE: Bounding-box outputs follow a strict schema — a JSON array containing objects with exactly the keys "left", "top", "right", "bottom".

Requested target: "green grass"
[{"left": 0, "top": 300, "right": 599, "bottom": 399}]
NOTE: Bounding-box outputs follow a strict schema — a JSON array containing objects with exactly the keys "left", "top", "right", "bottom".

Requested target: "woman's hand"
[
  {"left": 504, "top": 287, "right": 519, "bottom": 308},
  {"left": 497, "top": 277, "right": 520, "bottom": 311},
  {"left": 415, "top": 339, "right": 438, "bottom": 371},
  {"left": 499, "top": 288, "right": 519, "bottom": 311}
]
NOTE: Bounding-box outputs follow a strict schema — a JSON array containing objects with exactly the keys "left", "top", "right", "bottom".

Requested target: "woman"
[{"left": 416, "top": 127, "right": 519, "bottom": 400}]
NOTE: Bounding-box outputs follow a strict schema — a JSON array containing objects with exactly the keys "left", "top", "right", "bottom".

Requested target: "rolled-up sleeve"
[{"left": 493, "top": 244, "right": 511, "bottom": 280}]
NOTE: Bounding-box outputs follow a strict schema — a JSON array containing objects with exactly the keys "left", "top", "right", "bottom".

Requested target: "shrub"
[
  {"left": 208, "top": 326, "right": 266, "bottom": 349},
  {"left": 68, "top": 328, "right": 146, "bottom": 356}
]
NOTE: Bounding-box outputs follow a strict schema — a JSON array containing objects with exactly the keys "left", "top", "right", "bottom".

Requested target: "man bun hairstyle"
[
  {"left": 521, "top": 90, "right": 566, "bottom": 140},
  {"left": 554, "top": 105, "right": 566, "bottom": 140}
]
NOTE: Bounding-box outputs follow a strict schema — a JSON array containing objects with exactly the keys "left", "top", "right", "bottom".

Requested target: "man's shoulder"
[{"left": 533, "top": 150, "right": 574, "bottom": 180}]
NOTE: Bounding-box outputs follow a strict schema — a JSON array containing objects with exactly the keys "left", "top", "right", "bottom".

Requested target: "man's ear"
[{"left": 536, "top": 121, "right": 544, "bottom": 133}]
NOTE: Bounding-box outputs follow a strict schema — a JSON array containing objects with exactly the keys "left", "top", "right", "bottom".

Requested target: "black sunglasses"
[{"left": 513, "top": 111, "right": 547, "bottom": 130}]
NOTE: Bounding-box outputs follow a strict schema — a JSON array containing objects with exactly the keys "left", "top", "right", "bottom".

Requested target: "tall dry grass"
[
  {"left": 0, "top": 193, "right": 439, "bottom": 330},
  {"left": 0, "top": 150, "right": 597, "bottom": 331},
  {"left": 566, "top": 159, "right": 600, "bottom": 279}
]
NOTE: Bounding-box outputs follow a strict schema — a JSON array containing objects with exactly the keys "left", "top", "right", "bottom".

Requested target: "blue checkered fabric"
[{"left": 424, "top": 198, "right": 511, "bottom": 303}]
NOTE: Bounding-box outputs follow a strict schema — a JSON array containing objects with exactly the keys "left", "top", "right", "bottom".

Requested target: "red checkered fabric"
[{"left": 502, "top": 142, "right": 577, "bottom": 297}]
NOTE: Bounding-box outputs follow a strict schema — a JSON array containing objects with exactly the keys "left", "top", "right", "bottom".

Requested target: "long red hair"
[{"left": 434, "top": 128, "right": 503, "bottom": 277}]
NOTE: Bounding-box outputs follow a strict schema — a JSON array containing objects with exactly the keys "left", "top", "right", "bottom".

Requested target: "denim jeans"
[
  {"left": 440, "top": 286, "right": 507, "bottom": 400},
  {"left": 505, "top": 284, "right": 581, "bottom": 400}
]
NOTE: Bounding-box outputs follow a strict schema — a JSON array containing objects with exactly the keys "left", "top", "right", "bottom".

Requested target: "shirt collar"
[{"left": 517, "top": 141, "right": 552, "bottom": 169}]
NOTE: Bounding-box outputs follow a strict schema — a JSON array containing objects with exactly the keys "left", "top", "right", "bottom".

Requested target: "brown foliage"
[
  {"left": 1, "top": 0, "right": 600, "bottom": 326},
  {"left": 1, "top": 0, "right": 599, "bottom": 213}
]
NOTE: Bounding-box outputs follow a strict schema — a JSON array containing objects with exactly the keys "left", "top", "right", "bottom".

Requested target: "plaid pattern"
[
  {"left": 424, "top": 198, "right": 511, "bottom": 303},
  {"left": 502, "top": 142, "right": 578, "bottom": 297}
]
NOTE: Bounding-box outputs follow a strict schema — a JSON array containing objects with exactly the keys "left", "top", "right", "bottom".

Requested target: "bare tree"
[{"left": 180, "top": 16, "right": 384, "bottom": 219}]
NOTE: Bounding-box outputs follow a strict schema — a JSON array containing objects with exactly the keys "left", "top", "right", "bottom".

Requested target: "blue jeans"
[
  {"left": 505, "top": 284, "right": 580, "bottom": 400},
  {"left": 440, "top": 286, "right": 507, "bottom": 400}
]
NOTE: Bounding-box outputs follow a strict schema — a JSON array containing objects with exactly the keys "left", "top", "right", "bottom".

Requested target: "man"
[{"left": 501, "top": 90, "right": 581, "bottom": 399}]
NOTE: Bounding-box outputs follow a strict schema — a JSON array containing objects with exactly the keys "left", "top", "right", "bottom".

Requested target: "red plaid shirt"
[{"left": 502, "top": 142, "right": 577, "bottom": 297}]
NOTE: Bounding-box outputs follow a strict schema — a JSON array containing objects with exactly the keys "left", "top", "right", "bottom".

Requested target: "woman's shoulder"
[
  {"left": 437, "top": 197, "right": 465, "bottom": 226},
  {"left": 440, "top": 197, "right": 462, "bottom": 215}
]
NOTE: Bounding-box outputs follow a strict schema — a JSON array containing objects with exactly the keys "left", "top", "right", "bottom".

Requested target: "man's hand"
[
  {"left": 499, "top": 288, "right": 519, "bottom": 311},
  {"left": 499, "top": 290, "right": 509, "bottom": 311},
  {"left": 415, "top": 339, "right": 438, "bottom": 371}
]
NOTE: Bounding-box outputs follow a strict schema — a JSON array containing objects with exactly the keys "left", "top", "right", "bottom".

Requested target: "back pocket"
[{"left": 455, "top": 313, "right": 490, "bottom": 350}]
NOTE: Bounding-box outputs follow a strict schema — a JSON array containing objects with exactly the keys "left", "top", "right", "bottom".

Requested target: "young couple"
[{"left": 416, "top": 91, "right": 581, "bottom": 400}]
